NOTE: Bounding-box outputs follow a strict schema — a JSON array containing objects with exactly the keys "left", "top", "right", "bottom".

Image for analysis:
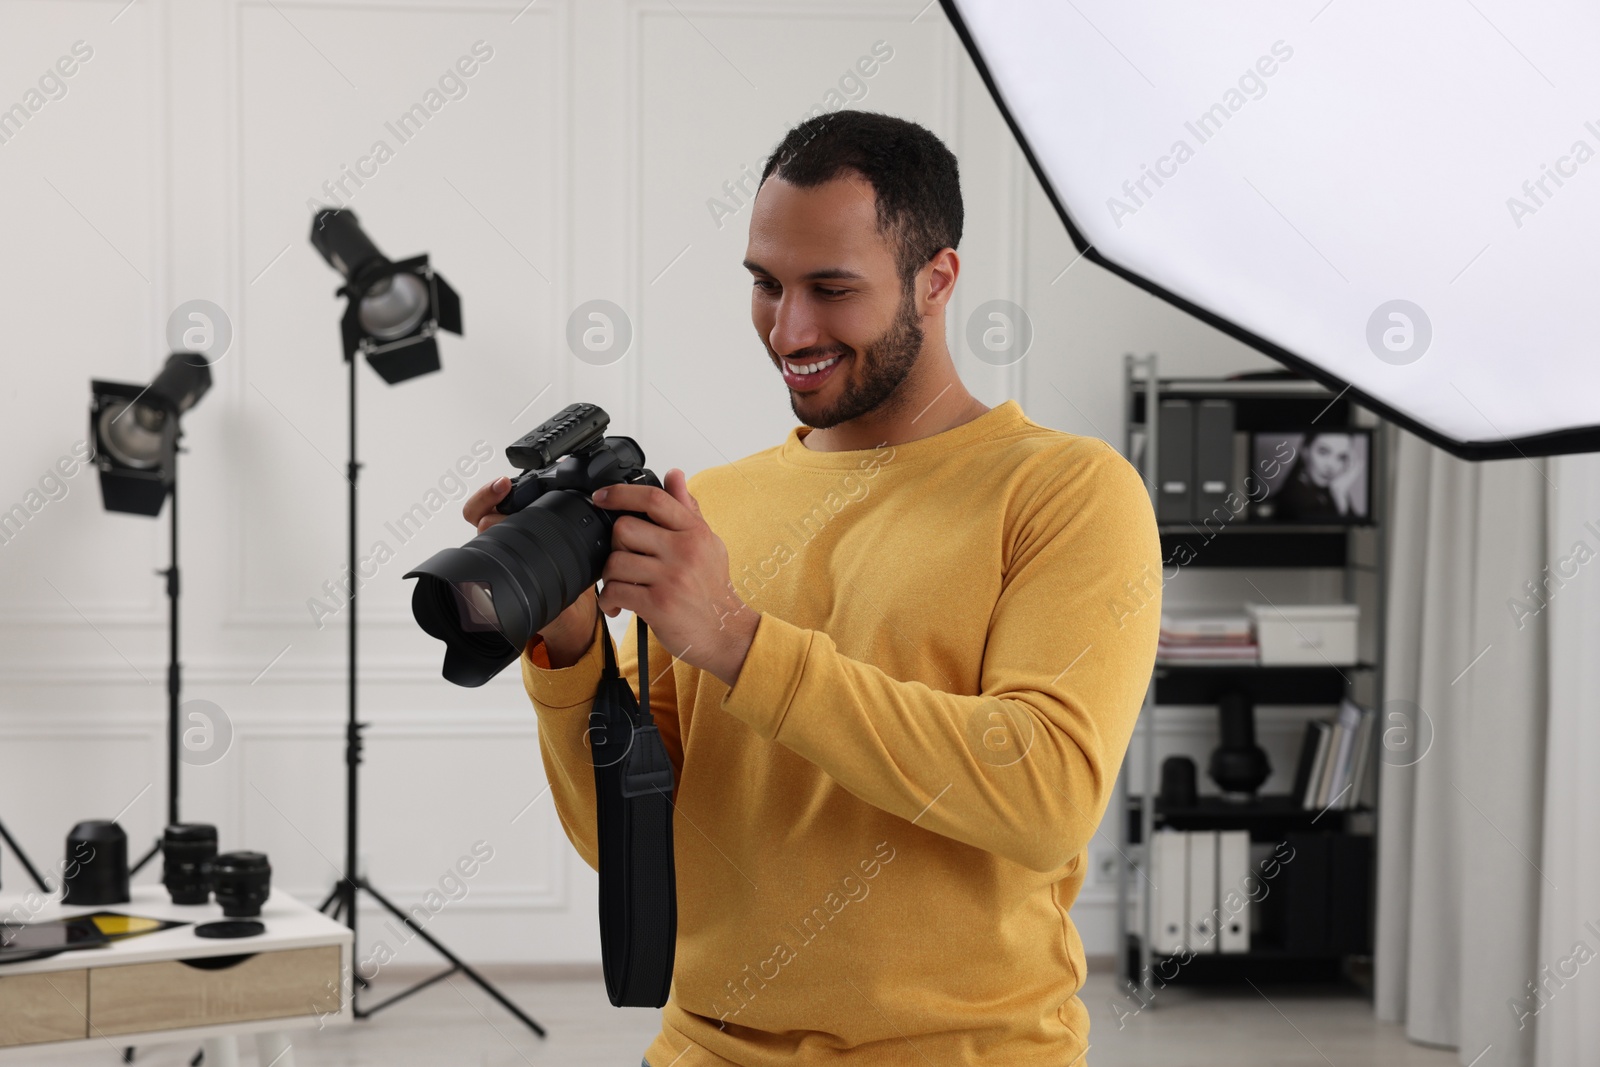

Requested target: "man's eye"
[
  {"left": 752, "top": 279, "right": 777, "bottom": 292},
  {"left": 817, "top": 288, "right": 848, "bottom": 297}
]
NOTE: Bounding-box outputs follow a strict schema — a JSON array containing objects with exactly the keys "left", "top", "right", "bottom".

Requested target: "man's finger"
[
  {"left": 463, "top": 476, "right": 511, "bottom": 526},
  {"left": 612, "top": 514, "right": 671, "bottom": 558},
  {"left": 664, "top": 468, "right": 700, "bottom": 514},
  {"left": 592, "top": 482, "right": 693, "bottom": 531}
]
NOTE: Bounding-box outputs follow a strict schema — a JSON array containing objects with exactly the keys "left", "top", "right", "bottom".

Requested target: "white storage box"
[{"left": 1244, "top": 602, "right": 1359, "bottom": 666}]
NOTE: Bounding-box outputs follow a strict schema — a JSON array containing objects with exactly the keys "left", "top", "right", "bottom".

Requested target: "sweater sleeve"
[
  {"left": 521, "top": 602, "right": 686, "bottom": 872},
  {"left": 718, "top": 443, "right": 1161, "bottom": 873}
]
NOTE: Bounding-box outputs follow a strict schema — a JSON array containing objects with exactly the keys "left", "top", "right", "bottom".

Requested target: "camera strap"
[{"left": 589, "top": 610, "right": 677, "bottom": 1008}]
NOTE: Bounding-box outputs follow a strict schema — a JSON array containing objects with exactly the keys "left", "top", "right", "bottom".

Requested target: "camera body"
[
  {"left": 495, "top": 402, "right": 660, "bottom": 519},
  {"left": 406, "top": 402, "right": 660, "bottom": 687}
]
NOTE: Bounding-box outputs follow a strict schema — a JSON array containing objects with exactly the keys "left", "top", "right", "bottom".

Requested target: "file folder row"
[
  {"left": 1154, "top": 398, "right": 1238, "bottom": 523},
  {"left": 1148, "top": 829, "right": 1251, "bottom": 954}
]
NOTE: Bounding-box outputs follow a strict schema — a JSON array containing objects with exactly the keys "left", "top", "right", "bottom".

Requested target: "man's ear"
[{"left": 921, "top": 248, "right": 960, "bottom": 312}]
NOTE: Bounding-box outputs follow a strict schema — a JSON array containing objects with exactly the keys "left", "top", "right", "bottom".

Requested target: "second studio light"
[
  {"left": 89, "top": 352, "right": 213, "bottom": 517},
  {"left": 309, "top": 208, "right": 462, "bottom": 384}
]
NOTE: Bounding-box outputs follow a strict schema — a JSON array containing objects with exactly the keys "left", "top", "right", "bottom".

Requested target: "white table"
[{"left": 0, "top": 885, "right": 352, "bottom": 1065}]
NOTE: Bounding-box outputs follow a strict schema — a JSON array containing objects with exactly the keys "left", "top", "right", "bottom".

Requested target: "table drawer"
[
  {"left": 0, "top": 969, "right": 89, "bottom": 1047},
  {"left": 89, "top": 945, "right": 340, "bottom": 1036}
]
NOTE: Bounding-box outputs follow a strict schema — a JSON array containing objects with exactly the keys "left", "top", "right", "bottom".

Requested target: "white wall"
[{"left": 0, "top": 0, "right": 1312, "bottom": 965}]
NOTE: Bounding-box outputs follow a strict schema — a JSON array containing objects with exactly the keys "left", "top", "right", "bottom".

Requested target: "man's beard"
[{"left": 787, "top": 285, "right": 924, "bottom": 430}]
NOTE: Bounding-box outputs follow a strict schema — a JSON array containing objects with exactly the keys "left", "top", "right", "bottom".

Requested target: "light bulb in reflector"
[
  {"left": 97, "top": 401, "right": 169, "bottom": 469},
  {"left": 359, "top": 273, "right": 430, "bottom": 340}
]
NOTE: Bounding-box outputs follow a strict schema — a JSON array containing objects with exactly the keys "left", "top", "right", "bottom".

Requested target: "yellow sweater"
[{"left": 521, "top": 399, "right": 1161, "bottom": 1066}]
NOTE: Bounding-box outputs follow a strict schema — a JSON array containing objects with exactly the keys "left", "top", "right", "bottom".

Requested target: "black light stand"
[
  {"left": 308, "top": 210, "right": 545, "bottom": 1036},
  {"left": 128, "top": 451, "right": 182, "bottom": 876},
  {"left": 87, "top": 358, "right": 212, "bottom": 878}
]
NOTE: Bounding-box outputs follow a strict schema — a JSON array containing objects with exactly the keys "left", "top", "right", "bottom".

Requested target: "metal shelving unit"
[{"left": 1114, "top": 353, "right": 1390, "bottom": 999}]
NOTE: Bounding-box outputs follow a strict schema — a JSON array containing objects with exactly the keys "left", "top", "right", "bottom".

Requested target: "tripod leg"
[
  {"left": 358, "top": 880, "right": 547, "bottom": 1037},
  {"left": 0, "top": 818, "right": 51, "bottom": 893},
  {"left": 129, "top": 837, "right": 162, "bottom": 877},
  {"left": 318, "top": 883, "right": 340, "bottom": 913}
]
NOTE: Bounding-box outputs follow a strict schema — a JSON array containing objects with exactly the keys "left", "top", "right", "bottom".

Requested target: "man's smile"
[{"left": 779, "top": 352, "right": 848, "bottom": 392}]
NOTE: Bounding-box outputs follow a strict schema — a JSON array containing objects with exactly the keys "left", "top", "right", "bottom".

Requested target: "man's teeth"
[{"left": 790, "top": 356, "right": 840, "bottom": 375}]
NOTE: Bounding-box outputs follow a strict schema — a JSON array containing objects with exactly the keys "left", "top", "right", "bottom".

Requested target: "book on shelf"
[
  {"left": 1160, "top": 608, "right": 1252, "bottom": 639},
  {"left": 1349, "top": 707, "right": 1378, "bottom": 809},
  {"left": 1304, "top": 722, "right": 1334, "bottom": 809},
  {"left": 1156, "top": 642, "right": 1259, "bottom": 662},
  {"left": 1325, "top": 699, "right": 1365, "bottom": 808},
  {"left": 1158, "top": 606, "right": 1258, "bottom": 663},
  {"left": 1292, "top": 721, "right": 1329, "bottom": 808},
  {"left": 1296, "top": 699, "right": 1375, "bottom": 810}
]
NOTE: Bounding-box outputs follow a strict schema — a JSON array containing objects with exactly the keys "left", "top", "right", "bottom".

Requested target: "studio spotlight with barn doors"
[
  {"left": 310, "top": 207, "right": 461, "bottom": 383},
  {"left": 308, "top": 210, "right": 544, "bottom": 1036}
]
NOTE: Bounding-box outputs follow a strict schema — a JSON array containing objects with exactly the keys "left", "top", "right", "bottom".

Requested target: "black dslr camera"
[{"left": 405, "top": 403, "right": 660, "bottom": 687}]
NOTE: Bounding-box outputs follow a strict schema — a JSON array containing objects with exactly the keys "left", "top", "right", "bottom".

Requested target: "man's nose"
[{"left": 768, "top": 293, "right": 820, "bottom": 358}]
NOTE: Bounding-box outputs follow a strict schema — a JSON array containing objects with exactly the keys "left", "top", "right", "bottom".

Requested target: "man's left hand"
[{"left": 591, "top": 469, "right": 759, "bottom": 690}]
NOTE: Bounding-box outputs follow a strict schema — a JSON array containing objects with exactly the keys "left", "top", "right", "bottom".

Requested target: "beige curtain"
[
  {"left": 1373, "top": 423, "right": 1576, "bottom": 1066},
  {"left": 1532, "top": 450, "right": 1600, "bottom": 1066}
]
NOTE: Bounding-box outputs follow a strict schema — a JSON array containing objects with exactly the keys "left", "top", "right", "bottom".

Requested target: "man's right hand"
[{"left": 464, "top": 476, "right": 599, "bottom": 667}]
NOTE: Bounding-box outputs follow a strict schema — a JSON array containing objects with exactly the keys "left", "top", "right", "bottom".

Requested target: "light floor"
[{"left": 24, "top": 967, "right": 1460, "bottom": 1066}]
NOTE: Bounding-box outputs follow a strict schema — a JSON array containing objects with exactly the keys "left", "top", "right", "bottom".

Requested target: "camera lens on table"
[
  {"left": 211, "top": 851, "right": 271, "bottom": 918},
  {"left": 161, "top": 823, "right": 218, "bottom": 905}
]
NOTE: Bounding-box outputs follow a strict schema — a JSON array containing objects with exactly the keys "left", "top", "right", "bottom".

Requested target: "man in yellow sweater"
[{"left": 465, "top": 111, "right": 1161, "bottom": 1066}]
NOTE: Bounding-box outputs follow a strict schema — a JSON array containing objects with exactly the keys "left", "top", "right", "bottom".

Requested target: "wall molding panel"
[{"left": 1, "top": 0, "right": 1288, "bottom": 965}]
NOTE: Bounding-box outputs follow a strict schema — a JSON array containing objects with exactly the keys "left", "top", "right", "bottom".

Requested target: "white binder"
[
  {"left": 1149, "top": 830, "right": 1189, "bottom": 954},
  {"left": 1217, "top": 830, "right": 1251, "bottom": 953},
  {"left": 1186, "top": 830, "right": 1218, "bottom": 951}
]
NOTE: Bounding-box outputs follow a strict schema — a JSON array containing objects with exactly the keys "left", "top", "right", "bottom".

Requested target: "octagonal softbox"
[{"left": 942, "top": 0, "right": 1600, "bottom": 459}]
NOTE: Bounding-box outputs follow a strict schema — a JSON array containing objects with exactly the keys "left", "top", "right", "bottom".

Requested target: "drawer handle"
[{"left": 178, "top": 953, "right": 257, "bottom": 971}]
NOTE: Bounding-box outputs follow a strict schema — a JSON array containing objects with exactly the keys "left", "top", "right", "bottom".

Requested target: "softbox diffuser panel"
[{"left": 941, "top": 0, "right": 1600, "bottom": 459}]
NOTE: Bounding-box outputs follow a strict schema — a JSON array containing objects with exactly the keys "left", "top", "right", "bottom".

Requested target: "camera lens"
[
  {"left": 406, "top": 488, "right": 617, "bottom": 687},
  {"left": 162, "top": 823, "right": 217, "bottom": 905},
  {"left": 212, "top": 851, "right": 272, "bottom": 918}
]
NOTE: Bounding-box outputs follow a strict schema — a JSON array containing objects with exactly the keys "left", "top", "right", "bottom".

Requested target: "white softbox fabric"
[{"left": 942, "top": 0, "right": 1600, "bottom": 459}]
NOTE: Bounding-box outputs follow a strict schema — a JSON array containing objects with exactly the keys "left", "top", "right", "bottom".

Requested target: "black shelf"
[
  {"left": 1126, "top": 794, "right": 1371, "bottom": 843},
  {"left": 1159, "top": 524, "right": 1356, "bottom": 568},
  {"left": 1130, "top": 378, "right": 1357, "bottom": 432},
  {"left": 1152, "top": 662, "right": 1369, "bottom": 705},
  {"left": 1121, "top": 361, "right": 1386, "bottom": 995},
  {"left": 1123, "top": 933, "right": 1355, "bottom": 987}
]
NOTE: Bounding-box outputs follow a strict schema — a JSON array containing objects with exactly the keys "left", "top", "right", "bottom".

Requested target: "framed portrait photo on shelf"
[{"left": 1249, "top": 429, "right": 1373, "bottom": 524}]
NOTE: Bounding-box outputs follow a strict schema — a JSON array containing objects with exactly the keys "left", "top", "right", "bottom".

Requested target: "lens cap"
[{"left": 195, "top": 920, "right": 266, "bottom": 939}]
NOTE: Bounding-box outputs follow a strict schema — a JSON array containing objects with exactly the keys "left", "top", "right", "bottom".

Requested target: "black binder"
[
  {"left": 1280, "top": 833, "right": 1329, "bottom": 954},
  {"left": 1194, "top": 399, "right": 1236, "bottom": 520},
  {"left": 1156, "top": 399, "right": 1194, "bottom": 522}
]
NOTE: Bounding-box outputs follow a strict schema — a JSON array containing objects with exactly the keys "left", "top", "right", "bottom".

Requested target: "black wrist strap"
[{"left": 589, "top": 603, "right": 677, "bottom": 1007}]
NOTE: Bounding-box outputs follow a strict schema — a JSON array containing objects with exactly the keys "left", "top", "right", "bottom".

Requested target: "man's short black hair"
[{"left": 760, "top": 110, "right": 963, "bottom": 293}]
